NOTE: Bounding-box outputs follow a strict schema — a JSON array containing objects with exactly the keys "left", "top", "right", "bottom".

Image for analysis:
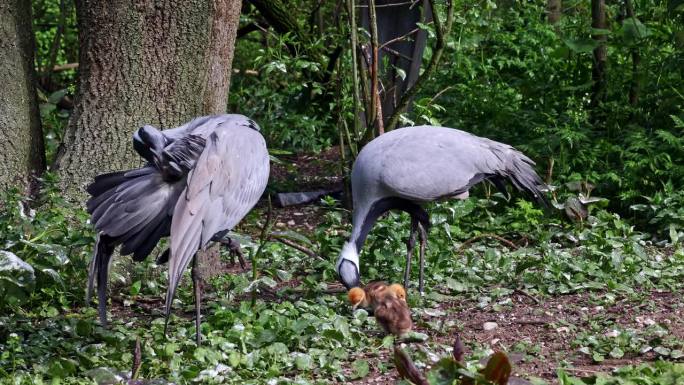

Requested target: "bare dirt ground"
[{"left": 346, "top": 290, "right": 683, "bottom": 384}]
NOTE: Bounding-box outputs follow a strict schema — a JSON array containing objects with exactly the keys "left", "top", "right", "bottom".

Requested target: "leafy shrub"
[{"left": 0, "top": 173, "right": 93, "bottom": 315}]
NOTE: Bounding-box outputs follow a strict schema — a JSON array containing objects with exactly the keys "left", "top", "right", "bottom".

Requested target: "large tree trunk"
[
  {"left": 54, "top": 0, "right": 242, "bottom": 199},
  {"left": 590, "top": 0, "right": 607, "bottom": 110},
  {"left": 0, "top": 0, "right": 46, "bottom": 192}
]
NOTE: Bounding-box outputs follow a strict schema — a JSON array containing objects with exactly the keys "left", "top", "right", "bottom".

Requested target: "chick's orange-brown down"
[
  {"left": 348, "top": 281, "right": 388, "bottom": 310},
  {"left": 374, "top": 292, "right": 413, "bottom": 336},
  {"left": 348, "top": 283, "right": 412, "bottom": 336}
]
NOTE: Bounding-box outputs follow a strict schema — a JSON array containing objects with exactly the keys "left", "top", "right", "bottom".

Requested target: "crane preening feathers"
[
  {"left": 336, "top": 126, "right": 547, "bottom": 293},
  {"left": 85, "top": 114, "right": 269, "bottom": 343}
]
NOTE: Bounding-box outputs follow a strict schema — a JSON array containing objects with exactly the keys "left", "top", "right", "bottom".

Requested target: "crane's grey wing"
[
  {"left": 372, "top": 126, "right": 545, "bottom": 202},
  {"left": 85, "top": 165, "right": 185, "bottom": 325},
  {"left": 165, "top": 126, "right": 269, "bottom": 316}
]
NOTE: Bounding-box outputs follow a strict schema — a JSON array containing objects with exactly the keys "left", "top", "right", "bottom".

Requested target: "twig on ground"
[
  {"left": 458, "top": 233, "right": 519, "bottom": 251},
  {"left": 514, "top": 288, "right": 541, "bottom": 305},
  {"left": 513, "top": 319, "right": 549, "bottom": 325},
  {"left": 558, "top": 367, "right": 607, "bottom": 374},
  {"left": 270, "top": 234, "right": 325, "bottom": 261}
]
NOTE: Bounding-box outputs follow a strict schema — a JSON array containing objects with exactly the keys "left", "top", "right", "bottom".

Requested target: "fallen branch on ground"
[
  {"left": 458, "top": 233, "right": 519, "bottom": 251},
  {"left": 269, "top": 234, "right": 325, "bottom": 261}
]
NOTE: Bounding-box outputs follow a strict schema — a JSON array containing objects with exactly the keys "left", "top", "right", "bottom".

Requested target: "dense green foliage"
[{"left": 3, "top": 0, "right": 684, "bottom": 383}]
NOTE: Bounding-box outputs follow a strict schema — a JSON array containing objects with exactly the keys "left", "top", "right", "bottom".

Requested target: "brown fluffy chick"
[
  {"left": 373, "top": 288, "right": 413, "bottom": 336},
  {"left": 348, "top": 281, "right": 388, "bottom": 310},
  {"left": 348, "top": 283, "right": 412, "bottom": 336}
]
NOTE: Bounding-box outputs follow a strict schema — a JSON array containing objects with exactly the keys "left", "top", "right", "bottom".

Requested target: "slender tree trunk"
[
  {"left": 624, "top": 0, "right": 640, "bottom": 106},
  {"left": 0, "top": 0, "right": 46, "bottom": 192},
  {"left": 590, "top": 0, "right": 607, "bottom": 110},
  {"left": 54, "top": 0, "right": 242, "bottom": 200},
  {"left": 547, "top": 0, "right": 562, "bottom": 24}
]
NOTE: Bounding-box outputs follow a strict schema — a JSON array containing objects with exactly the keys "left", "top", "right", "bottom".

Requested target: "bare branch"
[
  {"left": 368, "top": 0, "right": 384, "bottom": 136},
  {"left": 379, "top": 27, "right": 420, "bottom": 49}
]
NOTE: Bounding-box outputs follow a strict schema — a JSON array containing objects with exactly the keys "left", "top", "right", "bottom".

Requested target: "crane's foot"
[{"left": 217, "top": 237, "right": 246, "bottom": 269}]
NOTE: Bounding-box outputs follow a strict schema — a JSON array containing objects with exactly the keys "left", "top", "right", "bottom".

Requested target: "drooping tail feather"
[
  {"left": 86, "top": 233, "right": 115, "bottom": 326},
  {"left": 504, "top": 151, "right": 549, "bottom": 206}
]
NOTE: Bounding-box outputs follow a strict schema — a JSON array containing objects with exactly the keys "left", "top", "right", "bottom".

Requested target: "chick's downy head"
[
  {"left": 388, "top": 283, "right": 407, "bottom": 302},
  {"left": 348, "top": 287, "right": 366, "bottom": 310}
]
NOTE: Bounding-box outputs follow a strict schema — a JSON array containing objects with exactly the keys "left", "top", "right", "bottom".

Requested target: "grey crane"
[
  {"left": 336, "top": 125, "right": 546, "bottom": 293},
  {"left": 86, "top": 114, "right": 270, "bottom": 344}
]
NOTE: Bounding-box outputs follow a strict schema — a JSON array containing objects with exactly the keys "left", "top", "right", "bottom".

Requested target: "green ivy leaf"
[
  {"left": 352, "top": 359, "right": 370, "bottom": 379},
  {"left": 130, "top": 280, "right": 142, "bottom": 296},
  {"left": 295, "top": 353, "right": 312, "bottom": 370},
  {"left": 0, "top": 251, "right": 36, "bottom": 306}
]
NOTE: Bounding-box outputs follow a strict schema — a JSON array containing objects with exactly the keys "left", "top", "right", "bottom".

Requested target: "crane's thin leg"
[
  {"left": 418, "top": 223, "right": 428, "bottom": 295},
  {"left": 404, "top": 217, "right": 419, "bottom": 289},
  {"left": 191, "top": 256, "right": 202, "bottom": 345}
]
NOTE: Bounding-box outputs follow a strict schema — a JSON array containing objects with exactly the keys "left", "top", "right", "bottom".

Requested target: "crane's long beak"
[{"left": 338, "top": 259, "right": 360, "bottom": 289}]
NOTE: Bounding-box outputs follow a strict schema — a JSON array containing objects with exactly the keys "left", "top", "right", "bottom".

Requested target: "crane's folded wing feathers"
[
  {"left": 165, "top": 123, "right": 269, "bottom": 317},
  {"left": 371, "top": 126, "right": 546, "bottom": 204}
]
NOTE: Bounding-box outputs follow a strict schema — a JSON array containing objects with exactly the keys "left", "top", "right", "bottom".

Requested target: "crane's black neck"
[{"left": 355, "top": 197, "right": 430, "bottom": 251}]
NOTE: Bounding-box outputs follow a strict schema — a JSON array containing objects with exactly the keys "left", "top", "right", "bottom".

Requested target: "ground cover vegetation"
[{"left": 1, "top": 0, "right": 683, "bottom": 383}]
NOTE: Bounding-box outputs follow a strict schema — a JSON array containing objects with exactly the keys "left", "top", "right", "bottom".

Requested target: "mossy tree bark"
[
  {"left": 54, "top": 0, "right": 242, "bottom": 200},
  {"left": 0, "top": 0, "right": 46, "bottom": 192}
]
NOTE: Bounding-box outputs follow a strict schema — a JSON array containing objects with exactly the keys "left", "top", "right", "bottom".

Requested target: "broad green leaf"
[
  {"left": 48, "top": 89, "right": 68, "bottom": 104},
  {"left": 426, "top": 357, "right": 460, "bottom": 385},
  {"left": 270, "top": 230, "right": 313, "bottom": 246},
  {"left": 564, "top": 38, "right": 600, "bottom": 53},
  {"left": 654, "top": 346, "right": 671, "bottom": 356},
  {"left": 621, "top": 17, "right": 651, "bottom": 43},
  {"left": 352, "top": 359, "right": 369, "bottom": 379},
  {"left": 591, "top": 28, "right": 612, "bottom": 36},
  {"left": 0, "top": 250, "right": 36, "bottom": 306},
  {"left": 669, "top": 224, "right": 679, "bottom": 244},
  {"left": 609, "top": 347, "right": 624, "bottom": 359},
  {"left": 295, "top": 353, "right": 312, "bottom": 370},
  {"left": 130, "top": 280, "right": 142, "bottom": 296}
]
